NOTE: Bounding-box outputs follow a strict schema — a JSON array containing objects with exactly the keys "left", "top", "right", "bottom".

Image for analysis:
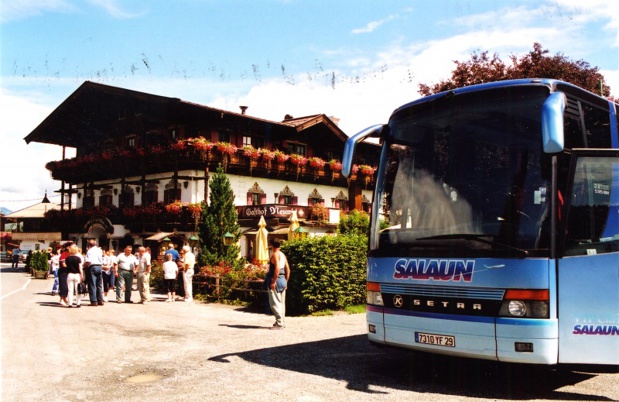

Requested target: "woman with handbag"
[{"left": 65, "top": 244, "right": 84, "bottom": 308}]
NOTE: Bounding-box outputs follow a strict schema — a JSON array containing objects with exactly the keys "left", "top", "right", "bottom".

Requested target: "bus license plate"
[{"left": 415, "top": 332, "right": 455, "bottom": 347}]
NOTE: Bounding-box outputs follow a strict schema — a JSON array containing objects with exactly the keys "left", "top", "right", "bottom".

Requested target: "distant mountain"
[{"left": 1, "top": 207, "right": 13, "bottom": 215}]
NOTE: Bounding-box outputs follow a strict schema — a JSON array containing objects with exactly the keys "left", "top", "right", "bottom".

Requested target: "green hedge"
[{"left": 281, "top": 234, "right": 367, "bottom": 315}]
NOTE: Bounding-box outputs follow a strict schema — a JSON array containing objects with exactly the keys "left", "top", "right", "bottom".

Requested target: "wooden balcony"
[{"left": 45, "top": 146, "right": 375, "bottom": 188}]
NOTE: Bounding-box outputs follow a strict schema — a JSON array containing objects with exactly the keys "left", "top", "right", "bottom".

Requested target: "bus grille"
[{"left": 379, "top": 284, "right": 505, "bottom": 301}]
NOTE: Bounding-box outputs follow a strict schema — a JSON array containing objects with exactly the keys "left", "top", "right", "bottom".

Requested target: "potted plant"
[{"left": 30, "top": 251, "right": 50, "bottom": 279}]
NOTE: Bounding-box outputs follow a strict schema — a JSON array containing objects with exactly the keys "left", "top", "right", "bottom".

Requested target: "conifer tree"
[{"left": 197, "top": 165, "right": 242, "bottom": 268}]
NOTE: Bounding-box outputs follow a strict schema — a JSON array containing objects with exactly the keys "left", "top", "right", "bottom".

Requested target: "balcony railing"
[
  {"left": 44, "top": 139, "right": 376, "bottom": 187},
  {"left": 41, "top": 203, "right": 201, "bottom": 234}
]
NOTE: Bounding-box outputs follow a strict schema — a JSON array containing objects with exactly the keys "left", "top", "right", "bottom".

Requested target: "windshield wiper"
[{"left": 416, "top": 234, "right": 529, "bottom": 257}]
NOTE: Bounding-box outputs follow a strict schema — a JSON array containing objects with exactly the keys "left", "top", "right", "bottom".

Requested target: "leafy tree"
[
  {"left": 338, "top": 209, "right": 370, "bottom": 236},
  {"left": 419, "top": 43, "right": 611, "bottom": 97},
  {"left": 197, "top": 165, "right": 242, "bottom": 269}
]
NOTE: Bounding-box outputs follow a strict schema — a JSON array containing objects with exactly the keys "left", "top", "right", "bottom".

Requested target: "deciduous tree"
[{"left": 419, "top": 43, "right": 611, "bottom": 98}]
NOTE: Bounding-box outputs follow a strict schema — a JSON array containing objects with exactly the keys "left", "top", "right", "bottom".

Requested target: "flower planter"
[{"left": 33, "top": 270, "right": 48, "bottom": 279}]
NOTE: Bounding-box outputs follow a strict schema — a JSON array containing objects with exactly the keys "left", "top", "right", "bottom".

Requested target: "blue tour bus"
[{"left": 343, "top": 79, "right": 619, "bottom": 365}]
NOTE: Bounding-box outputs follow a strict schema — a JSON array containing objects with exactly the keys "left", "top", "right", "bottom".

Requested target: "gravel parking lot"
[{"left": 2, "top": 267, "right": 617, "bottom": 401}]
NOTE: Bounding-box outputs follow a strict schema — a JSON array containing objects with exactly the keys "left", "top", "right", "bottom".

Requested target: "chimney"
[{"left": 240, "top": 106, "right": 248, "bottom": 115}]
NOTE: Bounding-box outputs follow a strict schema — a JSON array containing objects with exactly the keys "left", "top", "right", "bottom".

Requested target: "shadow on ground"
[{"left": 209, "top": 334, "right": 614, "bottom": 400}]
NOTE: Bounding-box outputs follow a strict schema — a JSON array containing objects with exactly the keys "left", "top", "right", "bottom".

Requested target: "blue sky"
[{"left": 1, "top": 0, "right": 618, "bottom": 211}]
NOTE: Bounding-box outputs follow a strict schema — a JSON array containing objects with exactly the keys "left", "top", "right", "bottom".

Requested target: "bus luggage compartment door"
[{"left": 557, "top": 253, "right": 619, "bottom": 364}]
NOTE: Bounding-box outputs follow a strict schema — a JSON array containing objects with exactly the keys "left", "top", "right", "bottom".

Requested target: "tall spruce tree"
[{"left": 197, "top": 165, "right": 242, "bottom": 268}]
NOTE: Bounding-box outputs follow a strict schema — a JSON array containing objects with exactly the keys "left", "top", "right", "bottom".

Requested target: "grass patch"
[
  {"left": 345, "top": 305, "right": 366, "bottom": 314},
  {"left": 311, "top": 309, "right": 334, "bottom": 316}
]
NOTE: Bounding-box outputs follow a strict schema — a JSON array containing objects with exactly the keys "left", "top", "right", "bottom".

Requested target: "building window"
[
  {"left": 325, "top": 150, "right": 339, "bottom": 162},
  {"left": 143, "top": 183, "right": 158, "bottom": 205},
  {"left": 287, "top": 142, "right": 306, "bottom": 156},
  {"left": 126, "top": 135, "right": 136, "bottom": 148},
  {"left": 99, "top": 188, "right": 113, "bottom": 207},
  {"left": 119, "top": 185, "right": 135, "bottom": 208},
  {"left": 164, "top": 180, "right": 181, "bottom": 204},
  {"left": 83, "top": 189, "right": 95, "bottom": 208},
  {"left": 307, "top": 188, "right": 324, "bottom": 206},
  {"left": 361, "top": 194, "right": 372, "bottom": 214},
  {"left": 333, "top": 191, "right": 348, "bottom": 211},
  {"left": 278, "top": 185, "right": 297, "bottom": 205},
  {"left": 218, "top": 130, "right": 231, "bottom": 143},
  {"left": 242, "top": 135, "right": 264, "bottom": 149},
  {"left": 246, "top": 182, "right": 266, "bottom": 205}
]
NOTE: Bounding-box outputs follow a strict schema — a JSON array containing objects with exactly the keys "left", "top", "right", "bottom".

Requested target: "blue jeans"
[
  {"left": 51, "top": 268, "right": 59, "bottom": 293},
  {"left": 88, "top": 265, "right": 104, "bottom": 303}
]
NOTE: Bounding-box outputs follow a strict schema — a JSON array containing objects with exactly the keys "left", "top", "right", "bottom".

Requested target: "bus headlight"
[
  {"left": 508, "top": 300, "right": 526, "bottom": 316},
  {"left": 499, "top": 289, "right": 549, "bottom": 318}
]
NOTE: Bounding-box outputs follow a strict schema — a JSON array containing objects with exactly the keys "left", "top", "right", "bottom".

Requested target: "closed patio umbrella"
[
  {"left": 287, "top": 210, "right": 299, "bottom": 241},
  {"left": 256, "top": 215, "right": 269, "bottom": 264}
]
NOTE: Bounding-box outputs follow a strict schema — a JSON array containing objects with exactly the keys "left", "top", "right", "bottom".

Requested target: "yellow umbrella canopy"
[
  {"left": 256, "top": 215, "right": 269, "bottom": 264},
  {"left": 288, "top": 210, "right": 300, "bottom": 241}
]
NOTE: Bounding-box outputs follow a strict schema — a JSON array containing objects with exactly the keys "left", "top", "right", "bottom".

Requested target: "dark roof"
[
  {"left": 24, "top": 81, "right": 347, "bottom": 147},
  {"left": 25, "top": 81, "right": 181, "bottom": 147}
]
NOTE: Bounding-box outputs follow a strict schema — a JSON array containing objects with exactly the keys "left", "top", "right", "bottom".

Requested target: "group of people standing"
[
  {"left": 49, "top": 241, "right": 195, "bottom": 307},
  {"left": 45, "top": 238, "right": 290, "bottom": 329}
]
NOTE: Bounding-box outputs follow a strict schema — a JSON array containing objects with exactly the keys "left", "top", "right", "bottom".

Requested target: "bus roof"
[{"left": 392, "top": 78, "right": 609, "bottom": 117}]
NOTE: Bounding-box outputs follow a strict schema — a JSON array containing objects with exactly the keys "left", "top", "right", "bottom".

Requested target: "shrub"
[
  {"left": 338, "top": 210, "right": 370, "bottom": 236},
  {"left": 149, "top": 260, "right": 165, "bottom": 293},
  {"left": 282, "top": 235, "right": 367, "bottom": 315}
]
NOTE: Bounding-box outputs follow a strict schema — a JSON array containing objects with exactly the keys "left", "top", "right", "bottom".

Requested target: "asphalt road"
[{"left": 1, "top": 263, "right": 617, "bottom": 402}]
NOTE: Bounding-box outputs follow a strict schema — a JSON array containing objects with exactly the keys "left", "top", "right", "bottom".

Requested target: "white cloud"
[
  {"left": 0, "top": 0, "right": 75, "bottom": 23},
  {"left": 0, "top": 89, "right": 73, "bottom": 212},
  {"left": 88, "top": 0, "right": 147, "bottom": 19},
  {"left": 352, "top": 14, "right": 398, "bottom": 34}
]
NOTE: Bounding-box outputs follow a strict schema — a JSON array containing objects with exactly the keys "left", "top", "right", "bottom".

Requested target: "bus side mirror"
[
  {"left": 342, "top": 124, "right": 384, "bottom": 178},
  {"left": 542, "top": 91, "right": 566, "bottom": 153}
]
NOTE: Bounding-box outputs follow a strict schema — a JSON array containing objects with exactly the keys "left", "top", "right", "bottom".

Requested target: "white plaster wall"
[{"left": 76, "top": 170, "right": 372, "bottom": 209}]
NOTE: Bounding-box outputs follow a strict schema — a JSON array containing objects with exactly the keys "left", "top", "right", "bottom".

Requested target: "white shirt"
[
  {"left": 85, "top": 246, "right": 104, "bottom": 265},
  {"left": 117, "top": 253, "right": 137, "bottom": 271}
]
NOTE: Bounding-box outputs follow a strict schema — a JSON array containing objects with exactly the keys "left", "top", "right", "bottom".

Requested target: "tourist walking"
[
  {"left": 266, "top": 239, "right": 290, "bottom": 329},
  {"left": 50, "top": 248, "right": 60, "bottom": 296},
  {"left": 101, "top": 248, "right": 114, "bottom": 302},
  {"left": 162, "top": 253, "right": 178, "bottom": 302},
  {"left": 58, "top": 243, "right": 71, "bottom": 306},
  {"left": 85, "top": 239, "right": 104, "bottom": 306},
  {"left": 182, "top": 245, "right": 195, "bottom": 302},
  {"left": 136, "top": 246, "right": 151, "bottom": 304},
  {"left": 11, "top": 247, "right": 20, "bottom": 269},
  {"left": 165, "top": 243, "right": 184, "bottom": 300},
  {"left": 115, "top": 245, "right": 137, "bottom": 303},
  {"left": 65, "top": 244, "right": 84, "bottom": 308}
]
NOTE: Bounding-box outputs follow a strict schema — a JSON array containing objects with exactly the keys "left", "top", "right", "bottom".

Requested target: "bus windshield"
[{"left": 373, "top": 86, "right": 553, "bottom": 258}]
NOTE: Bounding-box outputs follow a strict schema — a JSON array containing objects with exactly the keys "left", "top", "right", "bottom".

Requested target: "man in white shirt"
[
  {"left": 85, "top": 239, "right": 104, "bottom": 306},
  {"left": 115, "top": 245, "right": 137, "bottom": 303},
  {"left": 182, "top": 245, "right": 196, "bottom": 302},
  {"left": 135, "top": 246, "right": 151, "bottom": 304}
]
